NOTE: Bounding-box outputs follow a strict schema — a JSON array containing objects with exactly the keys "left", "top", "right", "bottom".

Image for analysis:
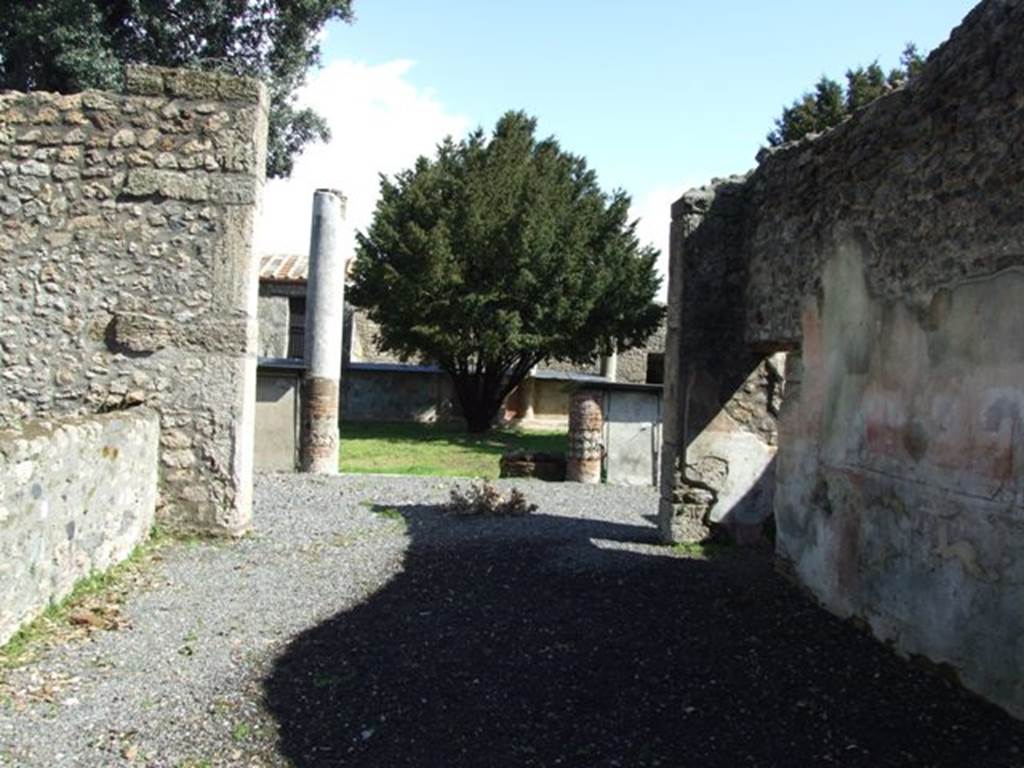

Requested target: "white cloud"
[
  {"left": 253, "top": 59, "right": 470, "bottom": 259},
  {"left": 254, "top": 62, "right": 696, "bottom": 307},
  {"left": 629, "top": 182, "right": 697, "bottom": 302}
]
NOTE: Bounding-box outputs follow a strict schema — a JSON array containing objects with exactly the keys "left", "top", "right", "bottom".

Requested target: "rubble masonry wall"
[{"left": 0, "top": 66, "right": 268, "bottom": 534}]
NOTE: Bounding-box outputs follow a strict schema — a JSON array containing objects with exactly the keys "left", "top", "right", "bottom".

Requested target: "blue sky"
[{"left": 255, "top": 0, "right": 979, "bottom": 295}]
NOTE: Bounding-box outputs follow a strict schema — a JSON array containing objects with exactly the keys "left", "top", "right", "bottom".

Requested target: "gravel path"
[{"left": 1, "top": 474, "right": 1023, "bottom": 767}]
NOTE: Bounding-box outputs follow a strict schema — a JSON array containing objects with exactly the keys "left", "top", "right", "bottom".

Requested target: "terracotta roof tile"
[{"left": 259, "top": 253, "right": 308, "bottom": 283}]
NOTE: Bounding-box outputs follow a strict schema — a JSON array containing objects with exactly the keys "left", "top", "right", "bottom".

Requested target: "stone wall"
[
  {"left": 349, "top": 310, "right": 406, "bottom": 366},
  {"left": 661, "top": 0, "right": 1024, "bottom": 716},
  {"left": 342, "top": 366, "right": 459, "bottom": 423},
  {"left": 539, "top": 358, "right": 602, "bottom": 378},
  {"left": 617, "top": 320, "right": 667, "bottom": 384},
  {"left": 742, "top": 1, "right": 1024, "bottom": 349},
  {"left": 659, "top": 179, "right": 784, "bottom": 543},
  {"left": 0, "top": 409, "right": 159, "bottom": 645},
  {"left": 0, "top": 67, "right": 267, "bottom": 534}
]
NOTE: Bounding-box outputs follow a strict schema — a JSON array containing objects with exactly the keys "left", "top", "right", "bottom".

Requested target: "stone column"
[
  {"left": 657, "top": 197, "right": 688, "bottom": 543},
  {"left": 567, "top": 389, "right": 604, "bottom": 483},
  {"left": 600, "top": 350, "right": 618, "bottom": 382},
  {"left": 520, "top": 375, "right": 536, "bottom": 422},
  {"left": 301, "top": 189, "right": 346, "bottom": 474}
]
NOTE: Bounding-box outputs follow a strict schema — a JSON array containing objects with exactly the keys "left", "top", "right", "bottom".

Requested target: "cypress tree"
[{"left": 350, "top": 112, "right": 664, "bottom": 433}]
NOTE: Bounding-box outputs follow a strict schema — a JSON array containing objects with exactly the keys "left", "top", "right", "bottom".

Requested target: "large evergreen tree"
[
  {"left": 767, "top": 44, "right": 926, "bottom": 146},
  {"left": 0, "top": 0, "right": 354, "bottom": 177},
  {"left": 350, "top": 112, "right": 664, "bottom": 433}
]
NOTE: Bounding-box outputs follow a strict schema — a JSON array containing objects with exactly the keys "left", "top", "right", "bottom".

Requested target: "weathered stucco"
[
  {"left": 255, "top": 369, "right": 301, "bottom": 472},
  {"left": 617, "top": 321, "right": 667, "bottom": 384},
  {"left": 0, "top": 409, "right": 159, "bottom": 645},
  {"left": 662, "top": 0, "right": 1024, "bottom": 717},
  {"left": 0, "top": 66, "right": 268, "bottom": 534},
  {"left": 257, "top": 292, "right": 290, "bottom": 359},
  {"left": 778, "top": 249, "right": 1024, "bottom": 717}
]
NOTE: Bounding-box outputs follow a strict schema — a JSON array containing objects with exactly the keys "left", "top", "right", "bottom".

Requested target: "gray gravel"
[
  {"left": 7, "top": 475, "right": 1019, "bottom": 768},
  {"left": 0, "top": 475, "right": 662, "bottom": 767}
]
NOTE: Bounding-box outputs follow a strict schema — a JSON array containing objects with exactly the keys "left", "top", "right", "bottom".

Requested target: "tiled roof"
[
  {"left": 259, "top": 254, "right": 308, "bottom": 283},
  {"left": 258, "top": 253, "right": 358, "bottom": 283}
]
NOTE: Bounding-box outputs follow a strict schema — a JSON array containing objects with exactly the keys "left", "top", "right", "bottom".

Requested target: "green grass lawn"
[{"left": 339, "top": 421, "right": 567, "bottom": 478}]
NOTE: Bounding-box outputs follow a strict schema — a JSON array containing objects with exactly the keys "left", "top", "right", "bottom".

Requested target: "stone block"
[
  {"left": 123, "top": 67, "right": 166, "bottom": 96},
  {"left": 167, "top": 70, "right": 220, "bottom": 99},
  {"left": 209, "top": 175, "right": 259, "bottom": 205},
  {"left": 123, "top": 168, "right": 209, "bottom": 201},
  {"left": 19, "top": 160, "right": 52, "bottom": 177},
  {"left": 108, "top": 312, "right": 173, "bottom": 353},
  {"left": 110, "top": 128, "right": 137, "bottom": 148},
  {"left": 500, "top": 451, "right": 567, "bottom": 482},
  {"left": 80, "top": 92, "right": 116, "bottom": 111},
  {"left": 125, "top": 65, "right": 265, "bottom": 105}
]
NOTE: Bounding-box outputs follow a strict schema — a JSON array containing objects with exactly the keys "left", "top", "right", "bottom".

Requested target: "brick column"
[{"left": 567, "top": 389, "right": 603, "bottom": 483}]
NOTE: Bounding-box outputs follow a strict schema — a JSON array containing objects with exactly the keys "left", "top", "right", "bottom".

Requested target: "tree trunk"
[
  {"left": 449, "top": 359, "right": 537, "bottom": 434},
  {"left": 459, "top": 391, "right": 503, "bottom": 434}
]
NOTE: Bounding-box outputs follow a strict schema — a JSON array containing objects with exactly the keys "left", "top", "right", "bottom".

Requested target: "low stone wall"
[
  {"left": 0, "top": 409, "right": 159, "bottom": 645},
  {"left": 342, "top": 367, "right": 459, "bottom": 423}
]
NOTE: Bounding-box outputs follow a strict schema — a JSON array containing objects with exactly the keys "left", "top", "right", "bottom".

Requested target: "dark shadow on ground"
[{"left": 264, "top": 503, "right": 1024, "bottom": 767}]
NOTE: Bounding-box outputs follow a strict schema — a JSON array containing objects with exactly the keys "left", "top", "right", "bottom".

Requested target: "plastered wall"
[
  {"left": 0, "top": 410, "right": 159, "bottom": 644},
  {"left": 661, "top": 0, "right": 1024, "bottom": 716}
]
